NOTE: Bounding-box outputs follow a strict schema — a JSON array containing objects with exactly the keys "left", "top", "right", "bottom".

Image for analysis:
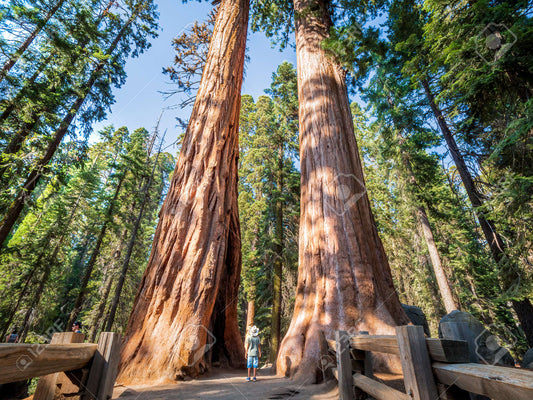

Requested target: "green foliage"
[
  {"left": 324, "top": 0, "right": 532, "bottom": 349},
  {"left": 0, "top": 0, "right": 159, "bottom": 228},
  {"left": 0, "top": 125, "right": 174, "bottom": 341},
  {"left": 238, "top": 62, "right": 300, "bottom": 360}
]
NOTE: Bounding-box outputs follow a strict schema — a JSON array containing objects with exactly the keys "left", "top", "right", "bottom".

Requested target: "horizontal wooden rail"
[
  {"left": 425, "top": 338, "right": 469, "bottom": 363},
  {"left": 353, "top": 373, "right": 409, "bottom": 400},
  {"left": 0, "top": 343, "right": 97, "bottom": 384},
  {"left": 326, "top": 327, "right": 533, "bottom": 400},
  {"left": 328, "top": 334, "right": 469, "bottom": 363},
  {"left": 433, "top": 362, "right": 533, "bottom": 400},
  {"left": 331, "top": 347, "right": 409, "bottom": 400},
  {"left": 350, "top": 335, "right": 400, "bottom": 355}
]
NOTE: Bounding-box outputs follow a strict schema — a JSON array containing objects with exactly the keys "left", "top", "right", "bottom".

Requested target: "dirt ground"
[{"left": 112, "top": 368, "right": 339, "bottom": 400}]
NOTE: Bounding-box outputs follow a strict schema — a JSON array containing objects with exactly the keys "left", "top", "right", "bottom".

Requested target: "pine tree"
[
  {"left": 238, "top": 62, "right": 299, "bottom": 365},
  {"left": 0, "top": 0, "right": 158, "bottom": 247}
]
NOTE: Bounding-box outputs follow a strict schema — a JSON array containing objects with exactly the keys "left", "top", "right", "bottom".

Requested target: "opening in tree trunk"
[{"left": 117, "top": 0, "right": 249, "bottom": 383}]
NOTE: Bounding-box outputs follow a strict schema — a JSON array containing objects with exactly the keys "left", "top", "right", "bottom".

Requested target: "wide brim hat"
[{"left": 250, "top": 326, "right": 259, "bottom": 336}]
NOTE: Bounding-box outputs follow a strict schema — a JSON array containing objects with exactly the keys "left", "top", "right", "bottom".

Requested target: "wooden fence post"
[
  {"left": 358, "top": 331, "right": 374, "bottom": 380},
  {"left": 396, "top": 325, "right": 438, "bottom": 400},
  {"left": 81, "top": 332, "right": 121, "bottom": 400},
  {"left": 318, "top": 330, "right": 333, "bottom": 382},
  {"left": 349, "top": 331, "right": 369, "bottom": 400},
  {"left": 34, "top": 332, "right": 86, "bottom": 400},
  {"left": 336, "top": 330, "right": 354, "bottom": 400}
]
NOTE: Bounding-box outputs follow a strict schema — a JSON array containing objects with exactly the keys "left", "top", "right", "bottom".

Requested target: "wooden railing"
[
  {"left": 0, "top": 331, "right": 121, "bottom": 400},
  {"left": 324, "top": 325, "right": 533, "bottom": 400}
]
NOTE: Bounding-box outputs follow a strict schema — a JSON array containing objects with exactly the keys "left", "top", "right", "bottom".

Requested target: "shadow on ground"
[{"left": 113, "top": 368, "right": 338, "bottom": 400}]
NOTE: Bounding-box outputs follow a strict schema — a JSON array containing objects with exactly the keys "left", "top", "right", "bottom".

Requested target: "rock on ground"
[
  {"left": 402, "top": 304, "right": 431, "bottom": 337},
  {"left": 439, "top": 310, "right": 515, "bottom": 367},
  {"left": 522, "top": 348, "right": 533, "bottom": 369}
]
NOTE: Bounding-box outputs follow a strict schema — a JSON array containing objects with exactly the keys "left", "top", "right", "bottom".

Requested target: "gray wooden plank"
[
  {"left": 396, "top": 325, "right": 439, "bottom": 400},
  {"left": 433, "top": 362, "right": 533, "bottom": 400},
  {"left": 336, "top": 330, "right": 354, "bottom": 400}
]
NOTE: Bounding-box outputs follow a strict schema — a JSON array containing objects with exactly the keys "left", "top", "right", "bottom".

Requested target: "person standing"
[
  {"left": 72, "top": 321, "right": 82, "bottom": 333},
  {"left": 245, "top": 325, "right": 261, "bottom": 381},
  {"left": 5, "top": 328, "right": 18, "bottom": 343}
]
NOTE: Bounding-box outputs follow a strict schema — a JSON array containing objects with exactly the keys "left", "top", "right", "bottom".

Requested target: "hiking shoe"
[
  {"left": 246, "top": 377, "right": 251, "bottom": 381},
  {"left": 253, "top": 377, "right": 256, "bottom": 381}
]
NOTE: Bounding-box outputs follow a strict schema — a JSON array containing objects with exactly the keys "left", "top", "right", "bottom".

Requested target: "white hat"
[{"left": 250, "top": 325, "right": 259, "bottom": 337}]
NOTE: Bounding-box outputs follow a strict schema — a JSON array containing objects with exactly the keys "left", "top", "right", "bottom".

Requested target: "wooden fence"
[
  {"left": 0, "top": 331, "right": 121, "bottom": 400},
  {"left": 324, "top": 325, "right": 533, "bottom": 400}
]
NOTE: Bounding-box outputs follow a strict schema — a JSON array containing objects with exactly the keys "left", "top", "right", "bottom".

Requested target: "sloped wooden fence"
[
  {"left": 0, "top": 331, "right": 121, "bottom": 400},
  {"left": 324, "top": 325, "right": 533, "bottom": 400}
]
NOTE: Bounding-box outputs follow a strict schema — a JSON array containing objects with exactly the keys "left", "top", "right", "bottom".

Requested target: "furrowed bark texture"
[
  {"left": 246, "top": 300, "right": 255, "bottom": 330},
  {"left": 118, "top": 0, "right": 248, "bottom": 383},
  {"left": 276, "top": 0, "right": 410, "bottom": 382}
]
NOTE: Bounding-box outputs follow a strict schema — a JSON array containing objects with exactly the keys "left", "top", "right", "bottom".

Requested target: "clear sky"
[{"left": 92, "top": 0, "right": 297, "bottom": 155}]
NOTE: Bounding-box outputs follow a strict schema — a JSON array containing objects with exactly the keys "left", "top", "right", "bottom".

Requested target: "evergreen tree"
[
  {"left": 0, "top": 0, "right": 159, "bottom": 248},
  {"left": 238, "top": 62, "right": 299, "bottom": 364},
  {"left": 0, "top": 124, "right": 174, "bottom": 345}
]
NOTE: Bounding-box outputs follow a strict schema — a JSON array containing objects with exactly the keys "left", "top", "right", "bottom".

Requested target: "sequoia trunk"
[
  {"left": 118, "top": 0, "right": 249, "bottom": 383},
  {"left": 246, "top": 300, "right": 255, "bottom": 331},
  {"left": 277, "top": 0, "right": 410, "bottom": 381}
]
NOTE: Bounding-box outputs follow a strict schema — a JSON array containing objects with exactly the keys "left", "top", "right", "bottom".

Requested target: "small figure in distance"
[
  {"left": 245, "top": 325, "right": 261, "bottom": 382},
  {"left": 5, "top": 327, "right": 18, "bottom": 343},
  {"left": 72, "top": 321, "right": 82, "bottom": 334}
]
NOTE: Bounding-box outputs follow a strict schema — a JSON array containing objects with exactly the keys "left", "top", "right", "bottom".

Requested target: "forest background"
[{"left": 0, "top": 0, "right": 531, "bottom": 391}]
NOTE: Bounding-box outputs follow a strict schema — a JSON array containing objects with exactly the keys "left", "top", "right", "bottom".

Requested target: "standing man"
[
  {"left": 5, "top": 327, "right": 18, "bottom": 343},
  {"left": 245, "top": 325, "right": 261, "bottom": 381},
  {"left": 72, "top": 321, "right": 82, "bottom": 333}
]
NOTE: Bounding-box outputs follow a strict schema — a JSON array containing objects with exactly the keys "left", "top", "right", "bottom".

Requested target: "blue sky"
[{"left": 92, "top": 1, "right": 297, "bottom": 155}]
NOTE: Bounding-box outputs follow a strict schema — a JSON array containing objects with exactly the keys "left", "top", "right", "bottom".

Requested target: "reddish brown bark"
[
  {"left": 118, "top": 0, "right": 248, "bottom": 383},
  {"left": 246, "top": 300, "right": 255, "bottom": 331},
  {"left": 277, "top": 0, "right": 410, "bottom": 381}
]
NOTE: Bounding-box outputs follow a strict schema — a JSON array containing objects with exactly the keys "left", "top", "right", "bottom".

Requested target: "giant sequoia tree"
[
  {"left": 275, "top": 0, "right": 409, "bottom": 381},
  {"left": 118, "top": 0, "right": 249, "bottom": 382}
]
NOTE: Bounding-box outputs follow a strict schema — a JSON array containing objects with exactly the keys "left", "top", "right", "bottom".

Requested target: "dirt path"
[{"left": 112, "top": 368, "right": 339, "bottom": 400}]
